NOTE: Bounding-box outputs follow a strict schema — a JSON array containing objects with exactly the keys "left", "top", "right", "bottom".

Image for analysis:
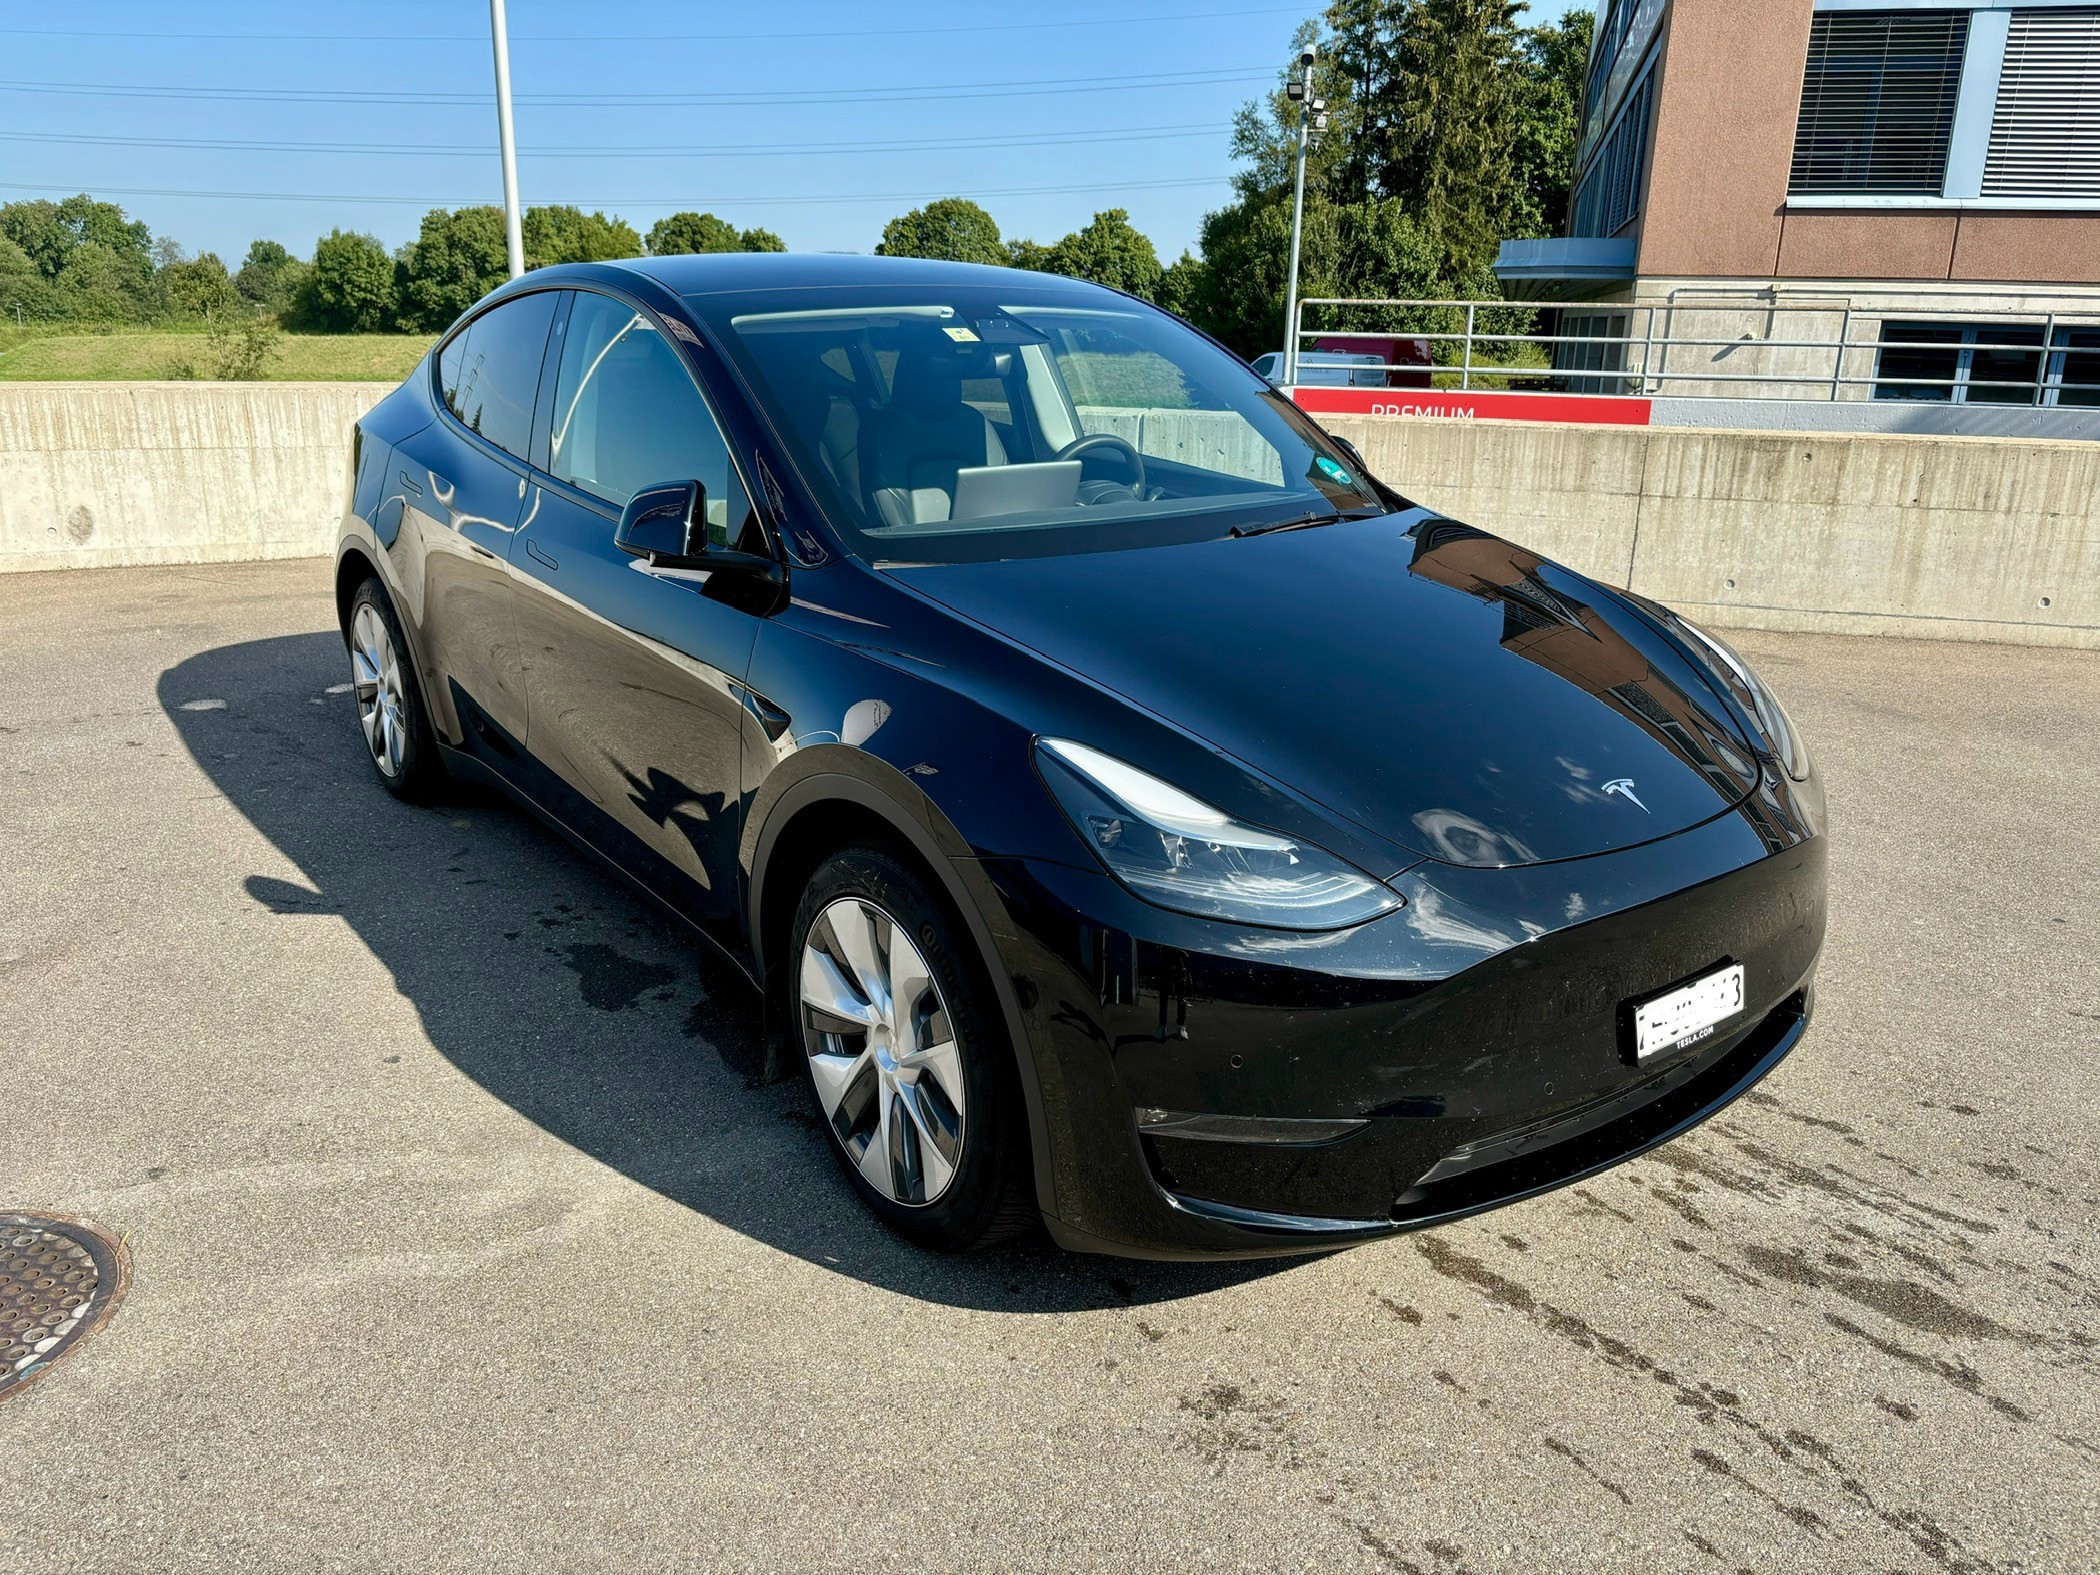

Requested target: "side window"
[
  {"left": 549, "top": 291, "right": 757, "bottom": 549},
  {"left": 446, "top": 291, "right": 558, "bottom": 461},
  {"left": 437, "top": 328, "right": 469, "bottom": 418}
]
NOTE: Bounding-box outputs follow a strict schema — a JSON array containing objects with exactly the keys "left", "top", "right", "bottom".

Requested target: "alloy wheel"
[
  {"left": 799, "top": 896, "right": 967, "bottom": 1207},
  {"left": 349, "top": 602, "right": 409, "bottom": 778}
]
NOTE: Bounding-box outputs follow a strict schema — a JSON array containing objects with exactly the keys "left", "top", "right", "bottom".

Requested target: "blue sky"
[{"left": 2, "top": 0, "right": 1580, "bottom": 266}]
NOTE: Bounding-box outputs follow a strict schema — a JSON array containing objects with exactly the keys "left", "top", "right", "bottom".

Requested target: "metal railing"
[{"left": 1291, "top": 296, "right": 2100, "bottom": 405}]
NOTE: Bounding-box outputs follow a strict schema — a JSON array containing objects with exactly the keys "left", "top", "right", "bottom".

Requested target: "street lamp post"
[
  {"left": 489, "top": 0, "right": 525, "bottom": 280},
  {"left": 1280, "top": 46, "right": 1330, "bottom": 386}
]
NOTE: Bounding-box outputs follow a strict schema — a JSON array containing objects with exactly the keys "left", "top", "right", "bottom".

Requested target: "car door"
[
  {"left": 391, "top": 289, "right": 560, "bottom": 757},
  {"left": 509, "top": 288, "right": 769, "bottom": 935}
]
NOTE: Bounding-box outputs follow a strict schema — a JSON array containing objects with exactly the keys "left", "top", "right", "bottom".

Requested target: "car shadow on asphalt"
[{"left": 161, "top": 633, "right": 1292, "bottom": 1312}]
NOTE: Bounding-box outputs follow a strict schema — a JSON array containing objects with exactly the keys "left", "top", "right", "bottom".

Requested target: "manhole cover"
[{"left": 0, "top": 1212, "right": 128, "bottom": 1401}]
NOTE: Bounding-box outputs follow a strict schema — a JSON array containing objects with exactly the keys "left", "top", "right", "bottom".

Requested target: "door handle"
[{"left": 525, "top": 539, "right": 558, "bottom": 570}]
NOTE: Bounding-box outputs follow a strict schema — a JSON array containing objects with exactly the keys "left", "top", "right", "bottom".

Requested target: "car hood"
[{"left": 891, "top": 514, "right": 1764, "bottom": 870}]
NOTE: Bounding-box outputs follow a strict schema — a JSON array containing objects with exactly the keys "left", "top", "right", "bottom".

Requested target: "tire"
[
  {"left": 787, "top": 844, "right": 1035, "bottom": 1251},
  {"left": 344, "top": 576, "right": 444, "bottom": 801}
]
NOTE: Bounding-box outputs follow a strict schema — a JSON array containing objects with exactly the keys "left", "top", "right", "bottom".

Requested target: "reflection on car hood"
[{"left": 892, "top": 514, "right": 1765, "bottom": 869}]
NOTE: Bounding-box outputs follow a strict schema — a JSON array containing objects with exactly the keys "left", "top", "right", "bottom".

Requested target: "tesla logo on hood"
[{"left": 1602, "top": 777, "right": 1649, "bottom": 812}]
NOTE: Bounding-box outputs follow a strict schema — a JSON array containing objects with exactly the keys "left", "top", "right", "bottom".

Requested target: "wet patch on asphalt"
[
  {"left": 1362, "top": 1084, "right": 2097, "bottom": 1574},
  {"left": 556, "top": 941, "right": 677, "bottom": 1013}
]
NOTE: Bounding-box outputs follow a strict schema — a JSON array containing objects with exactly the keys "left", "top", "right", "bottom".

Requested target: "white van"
[{"left": 1250, "top": 350, "right": 1388, "bottom": 387}]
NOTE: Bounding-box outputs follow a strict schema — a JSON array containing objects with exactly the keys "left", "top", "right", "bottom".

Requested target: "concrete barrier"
[
  {"left": 2, "top": 383, "right": 2092, "bottom": 649},
  {"left": 0, "top": 382, "right": 387, "bottom": 574},
  {"left": 1325, "top": 415, "right": 2098, "bottom": 649}
]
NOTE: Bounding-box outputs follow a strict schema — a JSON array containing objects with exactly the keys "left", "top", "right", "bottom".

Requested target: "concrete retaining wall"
[
  {"left": 2, "top": 382, "right": 2092, "bottom": 650},
  {"left": 1324, "top": 414, "right": 2098, "bottom": 649},
  {"left": 0, "top": 382, "right": 385, "bottom": 574}
]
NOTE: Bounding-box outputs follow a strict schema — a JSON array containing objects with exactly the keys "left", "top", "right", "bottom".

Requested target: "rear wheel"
[
  {"left": 788, "top": 844, "right": 1033, "bottom": 1250},
  {"left": 346, "top": 577, "right": 443, "bottom": 801}
]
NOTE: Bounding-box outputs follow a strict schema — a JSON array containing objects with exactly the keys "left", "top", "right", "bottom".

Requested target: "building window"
[
  {"left": 1571, "top": 64, "right": 1656, "bottom": 237},
  {"left": 1552, "top": 310, "right": 1633, "bottom": 396},
  {"left": 1873, "top": 321, "right": 2100, "bottom": 405},
  {"left": 1984, "top": 8, "right": 2100, "bottom": 201},
  {"left": 1588, "top": 0, "right": 1637, "bottom": 105},
  {"left": 1790, "top": 11, "right": 1970, "bottom": 195},
  {"left": 2046, "top": 328, "right": 2100, "bottom": 406}
]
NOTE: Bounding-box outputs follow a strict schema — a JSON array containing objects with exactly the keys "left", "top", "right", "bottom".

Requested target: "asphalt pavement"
[{"left": 2, "top": 559, "right": 2094, "bottom": 1573}]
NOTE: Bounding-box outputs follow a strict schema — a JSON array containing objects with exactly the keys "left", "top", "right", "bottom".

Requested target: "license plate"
[{"left": 1633, "top": 964, "right": 1745, "bottom": 1060}]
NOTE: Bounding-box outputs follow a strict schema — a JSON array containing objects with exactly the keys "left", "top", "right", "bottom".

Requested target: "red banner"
[{"left": 1288, "top": 386, "right": 1653, "bottom": 426}]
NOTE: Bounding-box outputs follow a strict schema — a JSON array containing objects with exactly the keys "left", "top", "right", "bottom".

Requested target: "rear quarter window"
[{"left": 440, "top": 291, "right": 560, "bottom": 461}]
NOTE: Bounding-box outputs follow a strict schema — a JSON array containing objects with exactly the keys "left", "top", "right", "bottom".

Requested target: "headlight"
[
  {"left": 1668, "top": 615, "right": 1811, "bottom": 781},
  {"left": 1035, "top": 738, "right": 1402, "bottom": 930}
]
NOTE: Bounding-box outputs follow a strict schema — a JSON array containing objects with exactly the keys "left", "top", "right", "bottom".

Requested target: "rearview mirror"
[{"left": 615, "top": 480, "right": 704, "bottom": 565}]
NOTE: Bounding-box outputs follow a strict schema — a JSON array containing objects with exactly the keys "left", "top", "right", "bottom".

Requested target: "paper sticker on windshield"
[
  {"left": 1315, "top": 455, "right": 1354, "bottom": 485},
  {"left": 942, "top": 326, "right": 981, "bottom": 343}
]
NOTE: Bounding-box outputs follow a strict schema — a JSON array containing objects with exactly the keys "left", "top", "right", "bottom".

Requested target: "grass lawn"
[{"left": 0, "top": 328, "right": 435, "bottom": 382}]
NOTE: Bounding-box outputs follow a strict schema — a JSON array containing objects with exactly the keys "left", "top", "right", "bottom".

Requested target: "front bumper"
[
  {"left": 969, "top": 780, "right": 1828, "bottom": 1259},
  {"left": 1129, "top": 989, "right": 1809, "bottom": 1256}
]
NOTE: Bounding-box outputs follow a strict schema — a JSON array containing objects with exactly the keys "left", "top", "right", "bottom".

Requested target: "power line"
[
  {"left": 0, "top": 66, "right": 1270, "bottom": 109},
  {"left": 0, "top": 176, "right": 1234, "bottom": 209},
  {"left": 4, "top": 4, "right": 1309, "bottom": 43},
  {"left": 0, "top": 124, "right": 1230, "bottom": 161}
]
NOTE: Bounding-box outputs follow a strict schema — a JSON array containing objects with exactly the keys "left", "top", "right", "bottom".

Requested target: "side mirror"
[
  {"left": 613, "top": 477, "right": 787, "bottom": 585},
  {"left": 615, "top": 480, "right": 705, "bottom": 565}
]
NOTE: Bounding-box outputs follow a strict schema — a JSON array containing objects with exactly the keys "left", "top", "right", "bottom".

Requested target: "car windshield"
[{"left": 692, "top": 283, "right": 1386, "bottom": 564}]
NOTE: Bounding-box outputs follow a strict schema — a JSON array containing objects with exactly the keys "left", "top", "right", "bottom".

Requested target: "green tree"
[
  {"left": 645, "top": 211, "right": 786, "bottom": 255},
  {"left": 1183, "top": 2, "right": 1579, "bottom": 356},
  {"left": 159, "top": 251, "right": 243, "bottom": 321},
  {"left": 1035, "top": 209, "right": 1165, "bottom": 300},
  {"left": 874, "top": 198, "right": 1006, "bottom": 266},
  {"left": 235, "top": 239, "right": 310, "bottom": 315},
  {"left": 1401, "top": 0, "right": 1532, "bottom": 275},
  {"left": 0, "top": 195, "right": 153, "bottom": 285},
  {"left": 395, "top": 206, "right": 506, "bottom": 333},
  {"left": 1184, "top": 197, "right": 1323, "bottom": 357},
  {"left": 647, "top": 211, "right": 738, "bottom": 254},
  {"left": 0, "top": 234, "right": 50, "bottom": 321},
  {"left": 52, "top": 244, "right": 146, "bottom": 323},
  {"left": 523, "top": 205, "right": 642, "bottom": 267},
  {"left": 299, "top": 229, "right": 399, "bottom": 332},
  {"left": 0, "top": 195, "right": 156, "bottom": 321},
  {"left": 62, "top": 195, "right": 154, "bottom": 280},
  {"left": 1005, "top": 237, "right": 1055, "bottom": 272},
  {"left": 1512, "top": 9, "right": 1594, "bottom": 237},
  {"left": 0, "top": 199, "right": 75, "bottom": 278},
  {"left": 1157, "top": 251, "right": 1207, "bottom": 323},
  {"left": 1320, "top": 1, "right": 1413, "bottom": 203}
]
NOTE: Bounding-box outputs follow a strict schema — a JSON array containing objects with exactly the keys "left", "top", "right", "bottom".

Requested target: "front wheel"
[{"left": 788, "top": 845, "right": 1034, "bottom": 1250}]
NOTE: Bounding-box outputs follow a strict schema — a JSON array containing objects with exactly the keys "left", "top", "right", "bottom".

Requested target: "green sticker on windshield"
[{"left": 1315, "top": 455, "right": 1354, "bottom": 486}]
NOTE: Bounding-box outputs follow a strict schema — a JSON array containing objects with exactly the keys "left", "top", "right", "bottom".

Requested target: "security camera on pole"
[{"left": 1280, "top": 45, "right": 1330, "bottom": 387}]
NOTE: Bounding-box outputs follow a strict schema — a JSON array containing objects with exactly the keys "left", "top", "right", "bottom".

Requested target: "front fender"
[{"left": 743, "top": 760, "right": 1065, "bottom": 1230}]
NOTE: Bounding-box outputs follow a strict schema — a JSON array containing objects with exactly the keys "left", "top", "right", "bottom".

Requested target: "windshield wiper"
[{"left": 1229, "top": 507, "right": 1377, "bottom": 539}]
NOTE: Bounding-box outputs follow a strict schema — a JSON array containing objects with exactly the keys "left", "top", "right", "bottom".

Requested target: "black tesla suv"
[{"left": 335, "top": 253, "right": 1827, "bottom": 1259}]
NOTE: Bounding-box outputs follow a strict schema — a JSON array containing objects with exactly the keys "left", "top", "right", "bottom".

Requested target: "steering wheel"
[{"left": 1054, "top": 431, "right": 1147, "bottom": 498}]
